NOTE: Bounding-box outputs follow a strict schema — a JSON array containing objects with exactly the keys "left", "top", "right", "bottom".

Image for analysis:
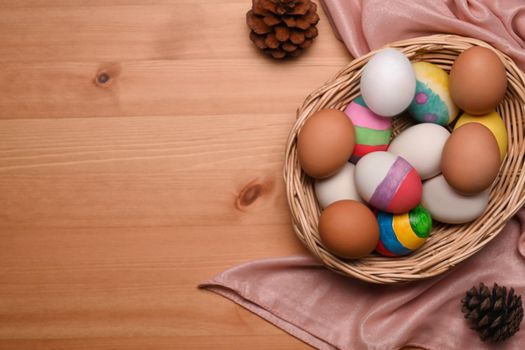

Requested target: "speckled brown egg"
[
  {"left": 318, "top": 200, "right": 379, "bottom": 259},
  {"left": 449, "top": 46, "right": 507, "bottom": 115},
  {"left": 441, "top": 123, "right": 500, "bottom": 195},
  {"left": 298, "top": 109, "right": 355, "bottom": 178}
]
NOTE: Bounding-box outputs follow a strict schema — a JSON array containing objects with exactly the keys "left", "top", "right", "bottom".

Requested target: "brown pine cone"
[
  {"left": 246, "top": 0, "right": 320, "bottom": 59},
  {"left": 461, "top": 283, "right": 523, "bottom": 342}
]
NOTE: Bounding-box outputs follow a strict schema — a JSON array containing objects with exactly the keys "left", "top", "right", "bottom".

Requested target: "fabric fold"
[
  {"left": 200, "top": 210, "right": 524, "bottom": 348},
  {"left": 321, "top": 0, "right": 525, "bottom": 71}
]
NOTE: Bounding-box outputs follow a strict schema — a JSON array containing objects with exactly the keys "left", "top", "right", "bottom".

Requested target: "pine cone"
[
  {"left": 246, "top": 0, "right": 320, "bottom": 59},
  {"left": 461, "top": 283, "right": 523, "bottom": 342}
]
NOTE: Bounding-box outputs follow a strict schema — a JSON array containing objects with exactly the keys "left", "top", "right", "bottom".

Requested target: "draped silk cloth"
[
  {"left": 320, "top": 0, "right": 525, "bottom": 71},
  {"left": 200, "top": 212, "right": 525, "bottom": 349},
  {"left": 200, "top": 1, "right": 525, "bottom": 349}
]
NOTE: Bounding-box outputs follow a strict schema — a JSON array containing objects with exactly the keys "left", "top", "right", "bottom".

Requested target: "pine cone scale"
[
  {"left": 263, "top": 14, "right": 281, "bottom": 26},
  {"left": 304, "top": 26, "right": 318, "bottom": 39},
  {"left": 480, "top": 298, "right": 491, "bottom": 311},
  {"left": 265, "top": 34, "right": 280, "bottom": 49},
  {"left": 493, "top": 298, "right": 503, "bottom": 311},
  {"left": 490, "top": 315, "right": 502, "bottom": 328},
  {"left": 467, "top": 296, "right": 479, "bottom": 308},
  {"left": 295, "top": 18, "right": 311, "bottom": 30},
  {"left": 247, "top": 10, "right": 271, "bottom": 34},
  {"left": 300, "top": 39, "right": 312, "bottom": 49},
  {"left": 468, "top": 309, "right": 479, "bottom": 321},
  {"left": 478, "top": 315, "right": 490, "bottom": 327},
  {"left": 275, "top": 26, "right": 290, "bottom": 42},
  {"left": 250, "top": 32, "right": 267, "bottom": 49},
  {"left": 282, "top": 16, "right": 296, "bottom": 27},
  {"left": 290, "top": 31, "right": 304, "bottom": 45},
  {"left": 282, "top": 42, "right": 297, "bottom": 52}
]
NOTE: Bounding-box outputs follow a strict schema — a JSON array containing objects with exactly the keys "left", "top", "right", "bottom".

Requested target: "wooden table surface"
[{"left": 0, "top": 1, "right": 418, "bottom": 349}]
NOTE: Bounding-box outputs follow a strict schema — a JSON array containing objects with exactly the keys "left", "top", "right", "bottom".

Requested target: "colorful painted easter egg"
[
  {"left": 408, "top": 62, "right": 459, "bottom": 125},
  {"left": 344, "top": 96, "right": 392, "bottom": 163},
  {"left": 354, "top": 151, "right": 422, "bottom": 214},
  {"left": 376, "top": 204, "right": 432, "bottom": 257},
  {"left": 454, "top": 110, "right": 507, "bottom": 160}
]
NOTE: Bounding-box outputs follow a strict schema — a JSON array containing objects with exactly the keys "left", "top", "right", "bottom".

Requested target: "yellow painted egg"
[
  {"left": 408, "top": 62, "right": 459, "bottom": 125},
  {"left": 454, "top": 111, "right": 507, "bottom": 160}
]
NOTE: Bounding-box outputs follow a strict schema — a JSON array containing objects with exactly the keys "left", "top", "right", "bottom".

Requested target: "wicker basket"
[{"left": 284, "top": 34, "right": 525, "bottom": 284}]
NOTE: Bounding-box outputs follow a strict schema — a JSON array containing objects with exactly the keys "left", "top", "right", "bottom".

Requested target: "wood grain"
[
  {"left": 0, "top": 1, "right": 418, "bottom": 349},
  {"left": 0, "top": 1, "right": 347, "bottom": 63},
  {"left": 0, "top": 59, "right": 347, "bottom": 119}
]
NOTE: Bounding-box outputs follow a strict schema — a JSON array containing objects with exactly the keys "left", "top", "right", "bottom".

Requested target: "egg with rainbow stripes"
[
  {"left": 355, "top": 151, "right": 422, "bottom": 214},
  {"left": 344, "top": 96, "right": 392, "bottom": 163},
  {"left": 376, "top": 204, "right": 432, "bottom": 257},
  {"left": 408, "top": 62, "right": 459, "bottom": 126}
]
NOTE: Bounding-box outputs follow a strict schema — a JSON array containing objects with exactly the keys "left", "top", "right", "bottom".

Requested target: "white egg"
[
  {"left": 314, "top": 163, "right": 361, "bottom": 209},
  {"left": 360, "top": 48, "right": 416, "bottom": 117},
  {"left": 389, "top": 123, "right": 450, "bottom": 179},
  {"left": 422, "top": 175, "right": 490, "bottom": 224}
]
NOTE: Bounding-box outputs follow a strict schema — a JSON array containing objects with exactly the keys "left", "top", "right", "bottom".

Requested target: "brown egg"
[
  {"left": 298, "top": 109, "right": 355, "bottom": 178},
  {"left": 318, "top": 200, "right": 379, "bottom": 259},
  {"left": 441, "top": 123, "right": 500, "bottom": 195},
  {"left": 450, "top": 46, "right": 507, "bottom": 115}
]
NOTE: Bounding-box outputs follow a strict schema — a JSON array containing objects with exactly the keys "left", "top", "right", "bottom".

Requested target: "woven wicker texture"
[{"left": 284, "top": 35, "right": 525, "bottom": 284}]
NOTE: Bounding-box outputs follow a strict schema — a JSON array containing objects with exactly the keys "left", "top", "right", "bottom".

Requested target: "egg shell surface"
[
  {"left": 408, "top": 62, "right": 459, "bottom": 125},
  {"left": 315, "top": 163, "right": 362, "bottom": 209},
  {"left": 441, "top": 123, "right": 500, "bottom": 194},
  {"left": 360, "top": 48, "right": 416, "bottom": 117},
  {"left": 318, "top": 200, "right": 379, "bottom": 259},
  {"left": 422, "top": 175, "right": 490, "bottom": 224},
  {"left": 344, "top": 96, "right": 392, "bottom": 163},
  {"left": 454, "top": 111, "right": 507, "bottom": 160},
  {"left": 449, "top": 46, "right": 507, "bottom": 115},
  {"left": 355, "top": 151, "right": 422, "bottom": 213},
  {"left": 388, "top": 123, "right": 450, "bottom": 180},
  {"left": 376, "top": 204, "right": 432, "bottom": 257},
  {"left": 297, "top": 109, "right": 355, "bottom": 178}
]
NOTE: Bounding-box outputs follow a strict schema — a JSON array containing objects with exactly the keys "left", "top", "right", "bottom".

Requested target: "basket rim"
[{"left": 283, "top": 34, "right": 525, "bottom": 284}]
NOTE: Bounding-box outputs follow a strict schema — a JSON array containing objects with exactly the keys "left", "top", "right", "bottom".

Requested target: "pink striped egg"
[
  {"left": 344, "top": 96, "right": 392, "bottom": 163},
  {"left": 355, "top": 151, "right": 422, "bottom": 214}
]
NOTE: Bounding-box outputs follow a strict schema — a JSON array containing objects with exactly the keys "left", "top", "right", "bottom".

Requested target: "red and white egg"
[{"left": 354, "top": 151, "right": 422, "bottom": 214}]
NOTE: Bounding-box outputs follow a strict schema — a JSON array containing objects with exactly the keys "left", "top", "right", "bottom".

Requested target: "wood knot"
[
  {"left": 94, "top": 63, "right": 120, "bottom": 88},
  {"left": 235, "top": 177, "right": 274, "bottom": 210},
  {"left": 97, "top": 72, "right": 110, "bottom": 85},
  {"left": 239, "top": 184, "right": 262, "bottom": 207}
]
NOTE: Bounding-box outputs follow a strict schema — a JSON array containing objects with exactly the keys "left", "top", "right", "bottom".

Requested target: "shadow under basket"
[{"left": 283, "top": 34, "right": 525, "bottom": 284}]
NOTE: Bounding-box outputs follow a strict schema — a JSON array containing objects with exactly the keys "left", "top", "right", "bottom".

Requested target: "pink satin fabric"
[
  {"left": 200, "top": 1, "right": 525, "bottom": 348},
  {"left": 320, "top": 0, "right": 525, "bottom": 71},
  {"left": 201, "top": 210, "right": 525, "bottom": 349}
]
